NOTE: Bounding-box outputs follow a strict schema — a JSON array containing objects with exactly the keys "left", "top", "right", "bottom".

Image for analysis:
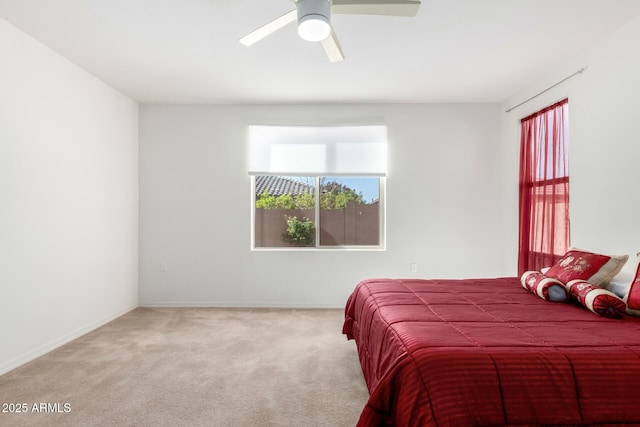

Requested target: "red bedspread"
[{"left": 343, "top": 277, "right": 640, "bottom": 427}]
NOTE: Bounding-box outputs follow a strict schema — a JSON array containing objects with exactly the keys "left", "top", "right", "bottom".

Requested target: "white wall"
[
  {"left": 139, "top": 103, "right": 502, "bottom": 307},
  {"left": 0, "top": 19, "right": 139, "bottom": 374},
  {"left": 499, "top": 16, "right": 640, "bottom": 275}
]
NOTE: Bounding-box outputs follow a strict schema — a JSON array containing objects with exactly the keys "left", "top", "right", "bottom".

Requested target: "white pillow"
[{"left": 601, "top": 270, "right": 635, "bottom": 298}]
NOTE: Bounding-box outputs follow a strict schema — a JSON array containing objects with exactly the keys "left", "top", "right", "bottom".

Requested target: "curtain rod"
[{"left": 505, "top": 66, "right": 588, "bottom": 113}]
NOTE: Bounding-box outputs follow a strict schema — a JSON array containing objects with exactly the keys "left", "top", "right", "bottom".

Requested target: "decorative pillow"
[
  {"left": 545, "top": 248, "right": 628, "bottom": 285},
  {"left": 566, "top": 279, "right": 626, "bottom": 318},
  {"left": 623, "top": 254, "right": 640, "bottom": 316},
  {"left": 521, "top": 271, "right": 568, "bottom": 302}
]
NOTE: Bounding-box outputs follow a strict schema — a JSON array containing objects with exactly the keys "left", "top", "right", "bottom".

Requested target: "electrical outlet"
[
  {"left": 410, "top": 263, "right": 418, "bottom": 273},
  {"left": 160, "top": 261, "right": 168, "bottom": 272}
]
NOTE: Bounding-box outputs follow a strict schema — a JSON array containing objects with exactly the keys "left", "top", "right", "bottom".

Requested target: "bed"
[{"left": 343, "top": 276, "right": 640, "bottom": 427}]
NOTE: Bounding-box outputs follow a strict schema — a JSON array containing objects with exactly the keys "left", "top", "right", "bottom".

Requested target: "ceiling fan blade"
[
  {"left": 332, "top": 0, "right": 421, "bottom": 17},
  {"left": 321, "top": 28, "right": 345, "bottom": 62},
  {"left": 239, "top": 9, "right": 297, "bottom": 46}
]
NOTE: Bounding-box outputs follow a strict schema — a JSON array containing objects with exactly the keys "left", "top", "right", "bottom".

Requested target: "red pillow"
[
  {"left": 624, "top": 254, "right": 640, "bottom": 316},
  {"left": 520, "top": 271, "right": 568, "bottom": 302},
  {"left": 545, "top": 249, "right": 627, "bottom": 285},
  {"left": 566, "top": 279, "right": 626, "bottom": 318}
]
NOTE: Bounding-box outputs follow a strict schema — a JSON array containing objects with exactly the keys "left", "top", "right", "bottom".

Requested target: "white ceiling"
[{"left": 1, "top": 0, "right": 639, "bottom": 104}]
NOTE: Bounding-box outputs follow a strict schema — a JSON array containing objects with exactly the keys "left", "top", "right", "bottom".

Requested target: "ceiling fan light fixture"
[
  {"left": 297, "top": 0, "right": 331, "bottom": 42},
  {"left": 298, "top": 16, "right": 330, "bottom": 41}
]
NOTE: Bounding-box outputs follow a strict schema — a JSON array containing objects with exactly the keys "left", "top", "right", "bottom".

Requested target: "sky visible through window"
[{"left": 333, "top": 177, "right": 379, "bottom": 203}]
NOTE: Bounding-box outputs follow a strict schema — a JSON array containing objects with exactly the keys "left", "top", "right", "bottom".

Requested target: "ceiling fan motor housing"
[{"left": 297, "top": 0, "right": 331, "bottom": 41}]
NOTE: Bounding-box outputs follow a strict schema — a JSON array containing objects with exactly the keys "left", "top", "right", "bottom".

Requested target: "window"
[
  {"left": 248, "top": 125, "right": 386, "bottom": 249},
  {"left": 518, "top": 99, "right": 570, "bottom": 274}
]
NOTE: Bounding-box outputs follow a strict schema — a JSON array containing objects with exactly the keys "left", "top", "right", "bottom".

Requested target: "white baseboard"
[
  {"left": 0, "top": 305, "right": 138, "bottom": 376},
  {"left": 139, "top": 301, "right": 343, "bottom": 309}
]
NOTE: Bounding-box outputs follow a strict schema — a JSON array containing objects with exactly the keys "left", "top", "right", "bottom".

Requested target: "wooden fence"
[{"left": 254, "top": 202, "right": 379, "bottom": 247}]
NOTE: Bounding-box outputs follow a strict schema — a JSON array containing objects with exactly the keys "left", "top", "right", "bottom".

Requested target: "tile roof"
[{"left": 255, "top": 176, "right": 314, "bottom": 196}]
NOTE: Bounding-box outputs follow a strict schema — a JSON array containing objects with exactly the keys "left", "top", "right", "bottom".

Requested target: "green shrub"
[
  {"left": 256, "top": 191, "right": 315, "bottom": 209},
  {"left": 283, "top": 216, "right": 315, "bottom": 246}
]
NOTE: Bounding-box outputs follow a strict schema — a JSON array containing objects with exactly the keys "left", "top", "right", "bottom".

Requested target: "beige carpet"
[{"left": 0, "top": 308, "right": 369, "bottom": 427}]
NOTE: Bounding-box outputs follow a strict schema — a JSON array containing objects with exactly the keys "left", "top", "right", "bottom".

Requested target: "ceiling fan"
[{"left": 239, "top": 0, "right": 421, "bottom": 62}]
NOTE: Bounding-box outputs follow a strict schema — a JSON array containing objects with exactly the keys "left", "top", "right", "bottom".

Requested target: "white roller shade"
[{"left": 248, "top": 125, "right": 387, "bottom": 176}]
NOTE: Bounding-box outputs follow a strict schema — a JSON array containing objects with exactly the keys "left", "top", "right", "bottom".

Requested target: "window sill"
[{"left": 251, "top": 246, "right": 386, "bottom": 252}]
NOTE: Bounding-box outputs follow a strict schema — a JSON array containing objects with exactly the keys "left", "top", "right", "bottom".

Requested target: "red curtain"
[{"left": 518, "top": 99, "right": 570, "bottom": 275}]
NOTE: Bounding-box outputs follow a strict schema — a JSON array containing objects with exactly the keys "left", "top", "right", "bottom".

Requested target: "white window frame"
[{"left": 248, "top": 123, "right": 388, "bottom": 251}]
